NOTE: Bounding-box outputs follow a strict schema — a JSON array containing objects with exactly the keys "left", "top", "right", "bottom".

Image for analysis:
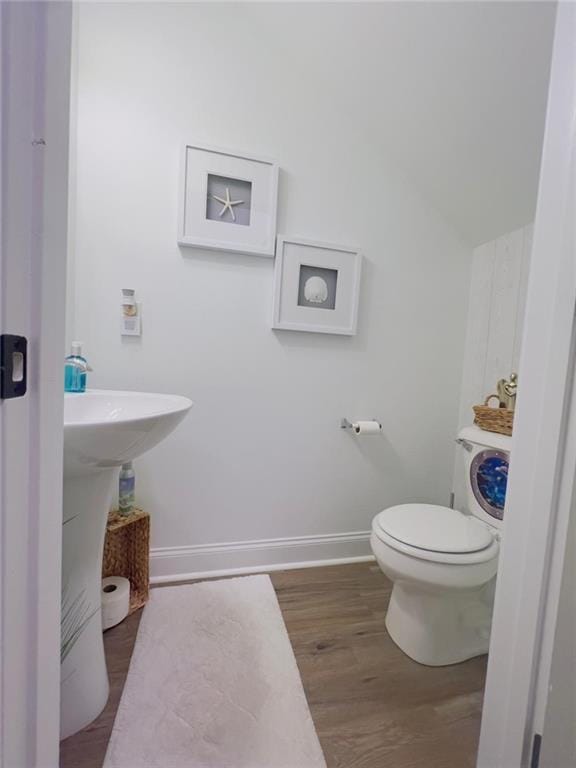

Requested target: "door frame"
[
  {"left": 0, "top": 3, "right": 72, "bottom": 766},
  {"left": 477, "top": 2, "right": 576, "bottom": 765},
  {"left": 0, "top": 2, "right": 574, "bottom": 767}
]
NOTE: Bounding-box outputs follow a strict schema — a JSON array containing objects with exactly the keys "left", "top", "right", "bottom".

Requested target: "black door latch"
[{"left": 0, "top": 334, "right": 27, "bottom": 399}]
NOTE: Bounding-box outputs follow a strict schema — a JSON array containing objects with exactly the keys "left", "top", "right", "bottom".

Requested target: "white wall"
[
  {"left": 70, "top": 3, "right": 472, "bottom": 578},
  {"left": 453, "top": 223, "right": 533, "bottom": 508}
]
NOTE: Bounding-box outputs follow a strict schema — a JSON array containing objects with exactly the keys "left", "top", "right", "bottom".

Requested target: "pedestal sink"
[{"left": 61, "top": 390, "right": 192, "bottom": 740}]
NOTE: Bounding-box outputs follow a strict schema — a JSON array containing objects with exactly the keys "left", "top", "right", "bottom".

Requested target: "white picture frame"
[
  {"left": 272, "top": 236, "right": 363, "bottom": 335},
  {"left": 178, "top": 143, "right": 279, "bottom": 257}
]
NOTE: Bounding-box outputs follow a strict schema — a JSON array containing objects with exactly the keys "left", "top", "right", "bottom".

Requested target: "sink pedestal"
[
  {"left": 61, "top": 390, "right": 192, "bottom": 740},
  {"left": 60, "top": 468, "right": 118, "bottom": 741}
]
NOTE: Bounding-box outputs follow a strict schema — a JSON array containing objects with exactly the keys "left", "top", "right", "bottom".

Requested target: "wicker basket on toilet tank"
[{"left": 473, "top": 395, "right": 514, "bottom": 436}]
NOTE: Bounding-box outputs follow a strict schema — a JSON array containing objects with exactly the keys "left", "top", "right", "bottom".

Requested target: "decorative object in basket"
[
  {"left": 102, "top": 509, "right": 150, "bottom": 616},
  {"left": 473, "top": 373, "right": 518, "bottom": 437},
  {"left": 497, "top": 372, "right": 518, "bottom": 410}
]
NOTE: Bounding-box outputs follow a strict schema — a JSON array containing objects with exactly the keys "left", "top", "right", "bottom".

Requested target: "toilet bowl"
[{"left": 371, "top": 426, "right": 510, "bottom": 666}]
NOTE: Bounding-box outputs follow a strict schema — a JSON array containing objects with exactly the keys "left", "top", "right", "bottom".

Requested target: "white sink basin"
[
  {"left": 61, "top": 390, "right": 192, "bottom": 741},
  {"left": 64, "top": 390, "right": 192, "bottom": 474}
]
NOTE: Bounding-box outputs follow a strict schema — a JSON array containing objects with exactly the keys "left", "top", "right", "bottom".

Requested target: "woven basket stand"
[{"left": 102, "top": 508, "right": 150, "bottom": 615}]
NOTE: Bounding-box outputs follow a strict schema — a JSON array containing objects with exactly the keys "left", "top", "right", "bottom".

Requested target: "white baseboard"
[{"left": 150, "top": 530, "right": 374, "bottom": 583}]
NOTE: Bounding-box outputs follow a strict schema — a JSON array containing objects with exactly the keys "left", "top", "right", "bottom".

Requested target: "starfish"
[{"left": 210, "top": 187, "right": 244, "bottom": 222}]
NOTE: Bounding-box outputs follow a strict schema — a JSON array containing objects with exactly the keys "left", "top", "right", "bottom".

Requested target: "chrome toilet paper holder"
[{"left": 340, "top": 417, "right": 382, "bottom": 430}]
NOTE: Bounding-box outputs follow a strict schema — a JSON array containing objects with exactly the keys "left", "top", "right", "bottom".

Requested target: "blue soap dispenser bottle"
[{"left": 64, "top": 341, "right": 89, "bottom": 393}]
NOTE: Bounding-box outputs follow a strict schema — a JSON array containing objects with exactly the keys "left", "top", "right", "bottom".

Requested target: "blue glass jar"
[{"left": 64, "top": 342, "right": 88, "bottom": 393}]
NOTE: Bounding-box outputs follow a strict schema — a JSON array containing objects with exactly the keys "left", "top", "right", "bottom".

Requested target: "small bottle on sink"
[
  {"left": 64, "top": 342, "right": 90, "bottom": 393},
  {"left": 119, "top": 462, "right": 135, "bottom": 516}
]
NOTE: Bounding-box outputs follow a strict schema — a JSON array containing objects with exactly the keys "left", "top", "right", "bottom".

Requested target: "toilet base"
[{"left": 385, "top": 580, "right": 495, "bottom": 666}]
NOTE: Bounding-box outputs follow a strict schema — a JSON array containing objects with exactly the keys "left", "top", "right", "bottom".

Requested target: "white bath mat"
[{"left": 104, "top": 575, "right": 326, "bottom": 768}]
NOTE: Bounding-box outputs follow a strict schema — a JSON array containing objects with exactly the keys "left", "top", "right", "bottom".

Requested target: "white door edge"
[
  {"left": 530, "top": 116, "right": 576, "bottom": 746},
  {"left": 0, "top": 3, "right": 72, "bottom": 767},
  {"left": 477, "top": 3, "right": 576, "bottom": 766}
]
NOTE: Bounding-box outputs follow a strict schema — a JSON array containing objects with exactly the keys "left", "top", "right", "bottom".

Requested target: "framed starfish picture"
[
  {"left": 272, "top": 236, "right": 363, "bottom": 335},
  {"left": 178, "top": 143, "right": 279, "bottom": 257}
]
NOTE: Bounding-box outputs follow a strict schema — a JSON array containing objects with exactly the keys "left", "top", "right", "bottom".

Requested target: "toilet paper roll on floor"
[
  {"left": 102, "top": 576, "right": 130, "bottom": 631},
  {"left": 353, "top": 420, "right": 382, "bottom": 435}
]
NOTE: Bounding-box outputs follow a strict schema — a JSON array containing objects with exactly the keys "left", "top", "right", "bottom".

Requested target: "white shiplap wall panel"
[
  {"left": 512, "top": 225, "right": 534, "bottom": 372},
  {"left": 483, "top": 229, "right": 524, "bottom": 398},
  {"left": 452, "top": 241, "right": 496, "bottom": 509},
  {"left": 453, "top": 223, "right": 533, "bottom": 509},
  {"left": 458, "top": 240, "right": 497, "bottom": 424}
]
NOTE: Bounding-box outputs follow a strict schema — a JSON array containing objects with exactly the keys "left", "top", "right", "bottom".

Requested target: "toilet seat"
[{"left": 372, "top": 504, "right": 499, "bottom": 565}]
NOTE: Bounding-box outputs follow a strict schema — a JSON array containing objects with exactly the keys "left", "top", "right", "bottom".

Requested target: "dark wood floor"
[{"left": 60, "top": 562, "right": 486, "bottom": 768}]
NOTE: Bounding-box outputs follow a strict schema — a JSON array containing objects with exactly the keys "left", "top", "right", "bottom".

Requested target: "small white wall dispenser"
[{"left": 121, "top": 288, "right": 141, "bottom": 337}]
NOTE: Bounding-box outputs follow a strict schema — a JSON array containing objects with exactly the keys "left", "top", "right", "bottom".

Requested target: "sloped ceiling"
[{"left": 280, "top": 1, "right": 556, "bottom": 246}]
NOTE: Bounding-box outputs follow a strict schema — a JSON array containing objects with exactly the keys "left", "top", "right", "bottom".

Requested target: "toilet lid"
[{"left": 374, "top": 504, "right": 494, "bottom": 554}]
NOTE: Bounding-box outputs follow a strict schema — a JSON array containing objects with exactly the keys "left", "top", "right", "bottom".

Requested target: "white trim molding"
[{"left": 150, "top": 530, "right": 373, "bottom": 583}]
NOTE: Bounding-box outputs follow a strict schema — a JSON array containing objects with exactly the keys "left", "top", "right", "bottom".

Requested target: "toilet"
[{"left": 371, "top": 425, "right": 511, "bottom": 666}]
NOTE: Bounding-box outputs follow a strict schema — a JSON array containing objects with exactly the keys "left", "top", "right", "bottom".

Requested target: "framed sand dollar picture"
[{"left": 272, "top": 236, "right": 362, "bottom": 335}]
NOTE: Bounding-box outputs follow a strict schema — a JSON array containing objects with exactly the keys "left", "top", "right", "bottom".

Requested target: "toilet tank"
[{"left": 458, "top": 426, "right": 512, "bottom": 530}]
